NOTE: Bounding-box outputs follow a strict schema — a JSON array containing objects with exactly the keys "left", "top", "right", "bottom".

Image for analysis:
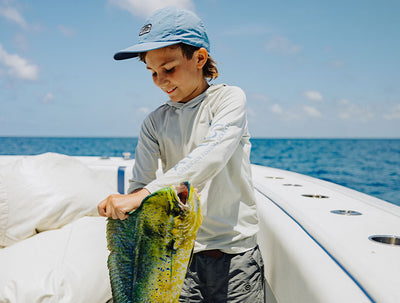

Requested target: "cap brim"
[{"left": 114, "top": 41, "right": 181, "bottom": 60}]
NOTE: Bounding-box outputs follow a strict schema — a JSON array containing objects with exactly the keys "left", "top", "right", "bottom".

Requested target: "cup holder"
[{"left": 369, "top": 235, "right": 400, "bottom": 246}]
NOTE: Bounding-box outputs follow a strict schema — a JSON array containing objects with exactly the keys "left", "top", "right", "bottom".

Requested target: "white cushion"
[
  {"left": 0, "top": 216, "right": 112, "bottom": 303},
  {"left": 0, "top": 153, "right": 116, "bottom": 247}
]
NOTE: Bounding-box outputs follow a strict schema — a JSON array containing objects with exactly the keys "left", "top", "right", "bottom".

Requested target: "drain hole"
[
  {"left": 330, "top": 210, "right": 362, "bottom": 216},
  {"left": 283, "top": 184, "right": 303, "bottom": 187},
  {"left": 265, "top": 176, "right": 284, "bottom": 179},
  {"left": 302, "top": 194, "right": 329, "bottom": 199},
  {"left": 369, "top": 235, "right": 400, "bottom": 246}
]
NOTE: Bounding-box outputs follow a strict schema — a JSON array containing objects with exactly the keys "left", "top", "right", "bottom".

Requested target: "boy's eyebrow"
[{"left": 146, "top": 59, "right": 177, "bottom": 70}]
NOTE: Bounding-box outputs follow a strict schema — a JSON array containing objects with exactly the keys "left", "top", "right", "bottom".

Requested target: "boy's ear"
[{"left": 195, "top": 47, "right": 208, "bottom": 69}]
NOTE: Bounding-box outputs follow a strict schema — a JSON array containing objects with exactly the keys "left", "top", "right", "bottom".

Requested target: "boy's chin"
[{"left": 169, "top": 95, "right": 185, "bottom": 103}]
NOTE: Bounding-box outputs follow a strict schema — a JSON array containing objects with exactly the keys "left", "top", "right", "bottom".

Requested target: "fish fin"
[{"left": 188, "top": 248, "right": 195, "bottom": 267}]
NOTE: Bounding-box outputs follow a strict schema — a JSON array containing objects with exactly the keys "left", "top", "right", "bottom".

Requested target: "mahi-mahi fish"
[{"left": 106, "top": 181, "right": 202, "bottom": 303}]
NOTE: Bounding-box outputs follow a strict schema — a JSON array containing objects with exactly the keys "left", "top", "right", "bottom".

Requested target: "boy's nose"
[{"left": 155, "top": 74, "right": 169, "bottom": 87}]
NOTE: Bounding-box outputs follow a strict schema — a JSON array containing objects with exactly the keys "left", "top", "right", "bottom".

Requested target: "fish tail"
[
  {"left": 108, "top": 252, "right": 133, "bottom": 302},
  {"left": 107, "top": 217, "right": 137, "bottom": 303}
]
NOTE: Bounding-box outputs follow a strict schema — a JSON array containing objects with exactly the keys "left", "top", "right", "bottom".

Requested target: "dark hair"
[{"left": 138, "top": 43, "right": 218, "bottom": 80}]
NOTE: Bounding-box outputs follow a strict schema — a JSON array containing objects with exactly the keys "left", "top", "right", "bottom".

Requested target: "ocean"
[{"left": 0, "top": 137, "right": 399, "bottom": 207}]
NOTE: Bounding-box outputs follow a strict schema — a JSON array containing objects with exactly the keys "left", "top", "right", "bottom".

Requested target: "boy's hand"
[{"left": 98, "top": 188, "right": 150, "bottom": 220}]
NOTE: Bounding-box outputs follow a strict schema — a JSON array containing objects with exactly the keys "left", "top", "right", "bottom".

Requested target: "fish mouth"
[{"left": 175, "top": 182, "right": 190, "bottom": 205}]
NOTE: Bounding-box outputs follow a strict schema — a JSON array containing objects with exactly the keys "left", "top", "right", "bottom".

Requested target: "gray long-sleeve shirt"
[{"left": 128, "top": 84, "right": 258, "bottom": 253}]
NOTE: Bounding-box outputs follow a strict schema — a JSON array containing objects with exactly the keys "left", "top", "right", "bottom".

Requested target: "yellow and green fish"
[{"left": 106, "top": 182, "right": 202, "bottom": 303}]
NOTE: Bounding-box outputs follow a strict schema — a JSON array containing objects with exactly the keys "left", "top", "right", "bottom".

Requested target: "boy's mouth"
[{"left": 166, "top": 87, "right": 177, "bottom": 94}]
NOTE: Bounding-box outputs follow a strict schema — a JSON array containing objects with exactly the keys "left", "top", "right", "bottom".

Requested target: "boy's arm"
[
  {"left": 98, "top": 116, "right": 159, "bottom": 220},
  {"left": 128, "top": 115, "right": 160, "bottom": 194},
  {"left": 145, "top": 86, "right": 248, "bottom": 193}
]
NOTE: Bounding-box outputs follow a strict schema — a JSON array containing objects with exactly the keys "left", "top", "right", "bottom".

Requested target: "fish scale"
[{"left": 107, "top": 182, "right": 202, "bottom": 303}]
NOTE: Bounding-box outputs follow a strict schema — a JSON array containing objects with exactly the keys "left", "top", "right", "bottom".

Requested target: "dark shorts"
[{"left": 179, "top": 245, "right": 265, "bottom": 303}]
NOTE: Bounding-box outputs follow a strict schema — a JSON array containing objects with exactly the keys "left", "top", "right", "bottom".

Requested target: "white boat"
[{"left": 0, "top": 153, "right": 399, "bottom": 303}]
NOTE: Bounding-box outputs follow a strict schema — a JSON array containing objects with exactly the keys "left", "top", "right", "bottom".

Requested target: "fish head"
[{"left": 169, "top": 182, "right": 202, "bottom": 248}]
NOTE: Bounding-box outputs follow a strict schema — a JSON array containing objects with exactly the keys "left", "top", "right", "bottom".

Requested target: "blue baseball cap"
[{"left": 114, "top": 7, "right": 210, "bottom": 60}]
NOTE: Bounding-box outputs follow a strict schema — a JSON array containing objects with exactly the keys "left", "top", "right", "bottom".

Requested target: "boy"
[{"left": 98, "top": 7, "right": 264, "bottom": 302}]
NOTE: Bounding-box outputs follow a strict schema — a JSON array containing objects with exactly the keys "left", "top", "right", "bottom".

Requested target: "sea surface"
[{"left": 1, "top": 137, "right": 399, "bottom": 207}]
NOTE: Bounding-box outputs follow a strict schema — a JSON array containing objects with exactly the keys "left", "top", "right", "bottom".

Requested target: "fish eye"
[{"left": 171, "top": 207, "right": 181, "bottom": 217}]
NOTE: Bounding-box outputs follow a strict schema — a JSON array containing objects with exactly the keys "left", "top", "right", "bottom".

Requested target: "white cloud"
[
  {"left": 0, "top": 4, "right": 26, "bottom": 28},
  {"left": 303, "top": 105, "right": 322, "bottom": 118},
  {"left": 247, "top": 107, "right": 256, "bottom": 118},
  {"left": 109, "top": 0, "right": 195, "bottom": 18},
  {"left": 270, "top": 103, "right": 283, "bottom": 114},
  {"left": 337, "top": 99, "right": 375, "bottom": 122},
  {"left": 42, "top": 92, "right": 54, "bottom": 104},
  {"left": 251, "top": 93, "right": 269, "bottom": 103},
  {"left": 303, "top": 90, "right": 323, "bottom": 102},
  {"left": 139, "top": 107, "right": 150, "bottom": 114},
  {"left": 265, "top": 36, "right": 301, "bottom": 55},
  {"left": 268, "top": 103, "right": 300, "bottom": 121},
  {"left": 58, "top": 25, "right": 76, "bottom": 38},
  {"left": 383, "top": 103, "right": 400, "bottom": 120},
  {"left": 222, "top": 24, "right": 272, "bottom": 37},
  {"left": 13, "top": 33, "right": 28, "bottom": 51},
  {"left": 330, "top": 59, "right": 345, "bottom": 68},
  {"left": 0, "top": 44, "right": 39, "bottom": 81}
]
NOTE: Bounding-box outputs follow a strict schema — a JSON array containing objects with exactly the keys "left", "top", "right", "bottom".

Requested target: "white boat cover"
[
  {"left": 0, "top": 153, "right": 116, "bottom": 247},
  {"left": 0, "top": 216, "right": 111, "bottom": 302},
  {"left": 0, "top": 153, "right": 117, "bottom": 302}
]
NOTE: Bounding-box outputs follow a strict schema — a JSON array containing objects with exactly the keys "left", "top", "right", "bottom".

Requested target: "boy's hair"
[{"left": 138, "top": 43, "right": 218, "bottom": 80}]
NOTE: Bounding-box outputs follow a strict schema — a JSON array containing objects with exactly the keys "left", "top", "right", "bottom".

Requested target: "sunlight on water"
[{"left": 250, "top": 139, "right": 400, "bottom": 207}]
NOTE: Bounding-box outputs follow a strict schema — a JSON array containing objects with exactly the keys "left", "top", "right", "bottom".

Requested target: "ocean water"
[{"left": 0, "top": 137, "right": 399, "bottom": 207}]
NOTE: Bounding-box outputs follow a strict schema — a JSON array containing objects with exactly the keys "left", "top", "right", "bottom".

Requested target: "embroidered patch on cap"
[{"left": 139, "top": 24, "right": 152, "bottom": 36}]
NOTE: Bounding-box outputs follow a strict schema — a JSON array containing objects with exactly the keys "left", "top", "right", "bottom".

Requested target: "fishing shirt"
[{"left": 128, "top": 84, "right": 258, "bottom": 254}]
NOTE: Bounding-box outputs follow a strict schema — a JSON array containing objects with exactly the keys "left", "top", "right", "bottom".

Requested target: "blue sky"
[{"left": 1, "top": 0, "right": 399, "bottom": 138}]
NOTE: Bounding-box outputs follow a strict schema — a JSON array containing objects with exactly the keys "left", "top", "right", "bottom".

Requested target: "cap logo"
[{"left": 139, "top": 24, "right": 152, "bottom": 36}]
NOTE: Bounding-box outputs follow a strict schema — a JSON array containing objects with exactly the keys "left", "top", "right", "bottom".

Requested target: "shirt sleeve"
[
  {"left": 145, "top": 86, "right": 248, "bottom": 193},
  {"left": 127, "top": 115, "right": 160, "bottom": 194}
]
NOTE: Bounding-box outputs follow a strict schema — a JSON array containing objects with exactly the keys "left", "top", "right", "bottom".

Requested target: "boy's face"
[{"left": 145, "top": 46, "right": 208, "bottom": 103}]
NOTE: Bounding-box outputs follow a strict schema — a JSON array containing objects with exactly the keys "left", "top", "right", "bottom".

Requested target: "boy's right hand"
[{"left": 97, "top": 188, "right": 150, "bottom": 220}]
